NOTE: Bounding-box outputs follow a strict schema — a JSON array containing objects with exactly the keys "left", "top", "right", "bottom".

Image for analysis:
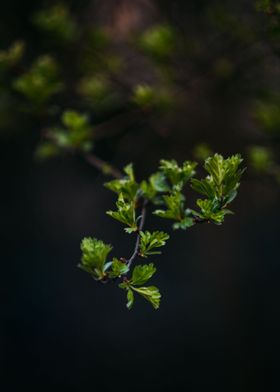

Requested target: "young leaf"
[
  {"left": 105, "top": 163, "right": 138, "bottom": 202},
  {"left": 153, "top": 191, "right": 184, "bottom": 221},
  {"left": 159, "top": 159, "right": 197, "bottom": 189},
  {"left": 106, "top": 193, "right": 137, "bottom": 232},
  {"left": 196, "top": 198, "right": 232, "bottom": 224},
  {"left": 108, "top": 258, "right": 129, "bottom": 278},
  {"left": 139, "top": 231, "right": 169, "bottom": 257},
  {"left": 79, "top": 237, "right": 112, "bottom": 280},
  {"left": 131, "top": 263, "right": 156, "bottom": 286},
  {"left": 132, "top": 286, "right": 161, "bottom": 309}
]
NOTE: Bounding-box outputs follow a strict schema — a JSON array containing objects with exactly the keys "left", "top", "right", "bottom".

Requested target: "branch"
[
  {"left": 84, "top": 152, "right": 122, "bottom": 179},
  {"left": 126, "top": 201, "right": 147, "bottom": 269}
]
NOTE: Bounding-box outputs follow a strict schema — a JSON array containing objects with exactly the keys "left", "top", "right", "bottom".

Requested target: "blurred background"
[{"left": 1, "top": 0, "right": 280, "bottom": 391}]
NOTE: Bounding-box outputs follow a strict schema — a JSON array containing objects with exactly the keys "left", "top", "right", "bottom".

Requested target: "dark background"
[{"left": 1, "top": 1, "right": 280, "bottom": 391}]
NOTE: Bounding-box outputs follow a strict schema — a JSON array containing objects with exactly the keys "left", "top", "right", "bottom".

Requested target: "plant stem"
[
  {"left": 126, "top": 201, "right": 147, "bottom": 269},
  {"left": 84, "top": 152, "right": 122, "bottom": 179}
]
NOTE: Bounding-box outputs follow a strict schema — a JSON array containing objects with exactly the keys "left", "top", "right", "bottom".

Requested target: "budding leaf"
[
  {"left": 108, "top": 258, "right": 129, "bottom": 278},
  {"left": 139, "top": 231, "right": 169, "bottom": 257},
  {"left": 153, "top": 191, "right": 184, "bottom": 221},
  {"left": 159, "top": 159, "right": 197, "bottom": 190},
  {"left": 106, "top": 193, "right": 137, "bottom": 232},
  {"left": 195, "top": 198, "right": 233, "bottom": 224},
  {"left": 79, "top": 237, "right": 112, "bottom": 280},
  {"left": 105, "top": 163, "right": 138, "bottom": 202}
]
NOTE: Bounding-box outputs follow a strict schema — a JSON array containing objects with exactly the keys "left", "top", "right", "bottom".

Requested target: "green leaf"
[
  {"left": 79, "top": 237, "right": 112, "bottom": 280},
  {"left": 131, "top": 263, "right": 156, "bottom": 286},
  {"left": 196, "top": 198, "right": 231, "bottom": 224},
  {"left": 108, "top": 258, "right": 129, "bottom": 278},
  {"left": 191, "top": 178, "right": 215, "bottom": 198},
  {"left": 126, "top": 289, "right": 134, "bottom": 310},
  {"left": 173, "top": 216, "right": 194, "bottom": 230},
  {"left": 192, "top": 154, "right": 244, "bottom": 207},
  {"left": 140, "top": 171, "right": 169, "bottom": 201},
  {"left": 106, "top": 193, "right": 137, "bottom": 232},
  {"left": 153, "top": 191, "right": 185, "bottom": 221},
  {"left": 132, "top": 286, "right": 161, "bottom": 309},
  {"left": 105, "top": 163, "right": 138, "bottom": 202},
  {"left": 139, "top": 231, "right": 169, "bottom": 257},
  {"left": 159, "top": 159, "right": 197, "bottom": 189}
]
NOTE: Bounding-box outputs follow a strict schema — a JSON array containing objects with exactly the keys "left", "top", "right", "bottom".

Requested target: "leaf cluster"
[{"left": 79, "top": 154, "right": 244, "bottom": 310}]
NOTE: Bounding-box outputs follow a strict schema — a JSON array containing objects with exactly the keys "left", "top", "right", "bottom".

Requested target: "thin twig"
[
  {"left": 84, "top": 152, "right": 122, "bottom": 179},
  {"left": 126, "top": 201, "right": 147, "bottom": 269}
]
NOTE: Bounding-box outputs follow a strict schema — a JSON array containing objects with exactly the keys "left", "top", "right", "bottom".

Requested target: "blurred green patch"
[
  {"left": 254, "top": 95, "right": 280, "bottom": 135},
  {"left": 13, "top": 55, "right": 63, "bottom": 106},
  {"left": 0, "top": 41, "right": 25, "bottom": 72},
  {"left": 248, "top": 145, "right": 274, "bottom": 172},
  {"left": 32, "top": 3, "right": 78, "bottom": 43},
  {"left": 138, "top": 25, "right": 175, "bottom": 59},
  {"left": 132, "top": 84, "right": 173, "bottom": 111},
  {"left": 78, "top": 74, "right": 121, "bottom": 112},
  {"left": 36, "top": 109, "right": 93, "bottom": 160},
  {"left": 193, "top": 143, "right": 213, "bottom": 161}
]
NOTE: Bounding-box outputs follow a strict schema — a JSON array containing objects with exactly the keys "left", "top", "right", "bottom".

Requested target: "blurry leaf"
[
  {"left": 139, "top": 25, "right": 175, "bottom": 58},
  {"left": 248, "top": 145, "right": 274, "bottom": 172},
  {"left": 193, "top": 143, "right": 213, "bottom": 161},
  {"left": 132, "top": 84, "right": 173, "bottom": 111},
  {"left": 33, "top": 4, "right": 77, "bottom": 43},
  {"left": 0, "top": 41, "right": 25, "bottom": 72},
  {"left": 13, "top": 55, "right": 63, "bottom": 105}
]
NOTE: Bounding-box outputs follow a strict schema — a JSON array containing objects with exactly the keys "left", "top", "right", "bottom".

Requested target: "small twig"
[
  {"left": 126, "top": 201, "right": 147, "bottom": 269},
  {"left": 84, "top": 152, "right": 122, "bottom": 179}
]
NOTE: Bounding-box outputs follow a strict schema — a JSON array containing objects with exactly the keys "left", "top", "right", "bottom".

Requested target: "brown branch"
[
  {"left": 84, "top": 152, "right": 122, "bottom": 179},
  {"left": 126, "top": 200, "right": 147, "bottom": 269}
]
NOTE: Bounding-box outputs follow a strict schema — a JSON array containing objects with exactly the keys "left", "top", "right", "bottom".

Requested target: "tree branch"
[
  {"left": 84, "top": 152, "right": 122, "bottom": 179},
  {"left": 126, "top": 201, "right": 147, "bottom": 269}
]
